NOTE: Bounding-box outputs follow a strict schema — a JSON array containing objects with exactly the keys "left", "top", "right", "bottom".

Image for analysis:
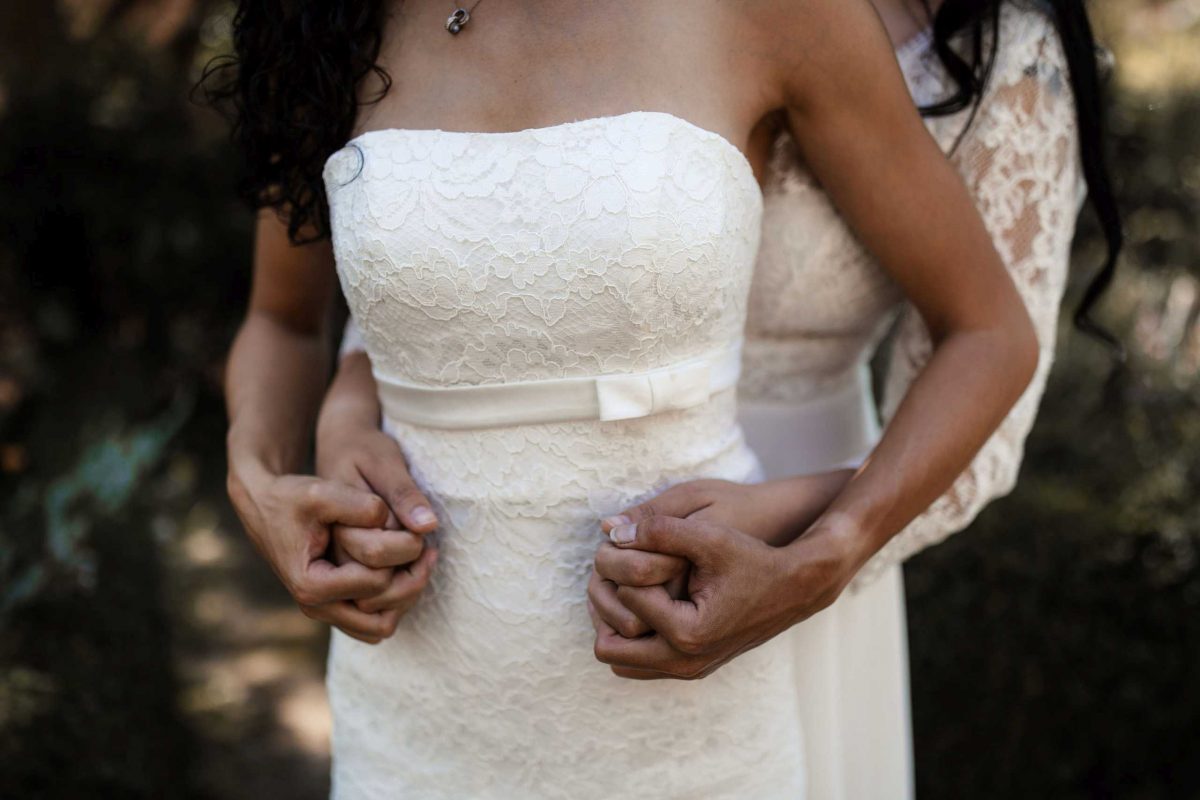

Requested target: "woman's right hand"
[
  {"left": 226, "top": 460, "right": 427, "bottom": 644},
  {"left": 315, "top": 350, "right": 441, "bottom": 621}
]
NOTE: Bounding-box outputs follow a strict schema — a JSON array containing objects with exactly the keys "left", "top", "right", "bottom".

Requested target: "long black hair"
[
  {"left": 199, "top": 2, "right": 391, "bottom": 243},
  {"left": 919, "top": 0, "right": 1123, "bottom": 350},
  {"left": 199, "top": 0, "right": 1121, "bottom": 345}
]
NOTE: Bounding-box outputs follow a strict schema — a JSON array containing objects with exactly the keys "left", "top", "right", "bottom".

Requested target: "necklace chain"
[{"left": 446, "top": 0, "right": 484, "bottom": 35}]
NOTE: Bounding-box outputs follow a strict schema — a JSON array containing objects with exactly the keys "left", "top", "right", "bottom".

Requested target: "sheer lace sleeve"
[
  {"left": 338, "top": 316, "right": 367, "bottom": 360},
  {"left": 851, "top": 10, "right": 1086, "bottom": 590}
]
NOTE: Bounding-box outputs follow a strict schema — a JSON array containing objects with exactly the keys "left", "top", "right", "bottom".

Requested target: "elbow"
[{"left": 1008, "top": 309, "right": 1040, "bottom": 396}]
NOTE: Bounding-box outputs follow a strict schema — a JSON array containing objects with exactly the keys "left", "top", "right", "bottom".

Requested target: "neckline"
[{"left": 337, "top": 110, "right": 763, "bottom": 206}]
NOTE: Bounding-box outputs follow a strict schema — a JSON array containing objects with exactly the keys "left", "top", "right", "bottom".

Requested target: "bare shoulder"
[{"left": 735, "top": 0, "right": 900, "bottom": 109}]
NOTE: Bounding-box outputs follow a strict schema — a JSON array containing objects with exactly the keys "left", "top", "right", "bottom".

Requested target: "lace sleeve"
[
  {"left": 338, "top": 316, "right": 367, "bottom": 360},
  {"left": 851, "top": 13, "right": 1086, "bottom": 590}
]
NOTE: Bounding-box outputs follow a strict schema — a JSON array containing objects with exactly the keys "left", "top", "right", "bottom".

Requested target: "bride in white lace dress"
[{"left": 217, "top": 0, "right": 1115, "bottom": 797}]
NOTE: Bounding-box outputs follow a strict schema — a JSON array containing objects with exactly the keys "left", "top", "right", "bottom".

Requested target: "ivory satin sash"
[
  {"left": 738, "top": 365, "right": 881, "bottom": 477},
  {"left": 374, "top": 346, "right": 743, "bottom": 430}
]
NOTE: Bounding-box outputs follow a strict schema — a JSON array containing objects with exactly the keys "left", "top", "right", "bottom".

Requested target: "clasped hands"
[
  {"left": 586, "top": 474, "right": 863, "bottom": 680},
  {"left": 237, "top": 405, "right": 866, "bottom": 674}
]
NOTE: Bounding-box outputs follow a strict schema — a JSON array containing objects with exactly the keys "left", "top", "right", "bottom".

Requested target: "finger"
[
  {"left": 607, "top": 514, "right": 722, "bottom": 563},
  {"left": 596, "top": 627, "right": 675, "bottom": 680},
  {"left": 295, "top": 558, "right": 392, "bottom": 605},
  {"left": 593, "top": 630, "right": 701, "bottom": 677},
  {"left": 587, "top": 610, "right": 676, "bottom": 680},
  {"left": 610, "top": 664, "right": 677, "bottom": 681},
  {"left": 336, "top": 526, "right": 425, "bottom": 569},
  {"left": 588, "top": 571, "right": 651, "bottom": 638},
  {"left": 615, "top": 584, "right": 699, "bottom": 649},
  {"left": 355, "top": 547, "right": 439, "bottom": 613},
  {"left": 601, "top": 484, "right": 713, "bottom": 532},
  {"left": 663, "top": 570, "right": 690, "bottom": 601},
  {"left": 359, "top": 457, "right": 439, "bottom": 535},
  {"left": 304, "top": 601, "right": 401, "bottom": 643},
  {"left": 594, "top": 541, "right": 687, "bottom": 587},
  {"left": 302, "top": 481, "right": 390, "bottom": 529}
]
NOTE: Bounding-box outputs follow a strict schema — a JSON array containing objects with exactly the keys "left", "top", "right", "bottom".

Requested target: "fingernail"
[
  {"left": 411, "top": 506, "right": 436, "bottom": 526},
  {"left": 602, "top": 515, "right": 631, "bottom": 529},
  {"left": 610, "top": 523, "right": 637, "bottom": 544}
]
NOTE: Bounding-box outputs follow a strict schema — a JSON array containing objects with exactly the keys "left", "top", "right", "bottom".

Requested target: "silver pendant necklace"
[{"left": 445, "top": 0, "right": 484, "bottom": 35}]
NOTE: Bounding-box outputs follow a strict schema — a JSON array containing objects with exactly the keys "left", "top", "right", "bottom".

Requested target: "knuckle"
[
  {"left": 361, "top": 539, "right": 389, "bottom": 567},
  {"left": 615, "top": 618, "right": 646, "bottom": 639},
  {"left": 376, "top": 613, "right": 400, "bottom": 638},
  {"left": 355, "top": 597, "right": 380, "bottom": 614},
  {"left": 391, "top": 485, "right": 425, "bottom": 509},
  {"left": 369, "top": 570, "right": 393, "bottom": 593},
  {"left": 293, "top": 584, "right": 321, "bottom": 608},
  {"left": 626, "top": 559, "right": 655, "bottom": 586},
  {"left": 300, "top": 481, "right": 326, "bottom": 508},
  {"left": 593, "top": 638, "right": 614, "bottom": 665},
  {"left": 410, "top": 567, "right": 431, "bottom": 593},
  {"left": 669, "top": 631, "right": 708, "bottom": 657},
  {"left": 365, "top": 495, "right": 389, "bottom": 525},
  {"left": 586, "top": 578, "right": 603, "bottom": 605}
]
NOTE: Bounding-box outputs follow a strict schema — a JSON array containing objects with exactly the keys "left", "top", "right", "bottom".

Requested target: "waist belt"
[{"left": 375, "top": 346, "right": 742, "bottom": 430}]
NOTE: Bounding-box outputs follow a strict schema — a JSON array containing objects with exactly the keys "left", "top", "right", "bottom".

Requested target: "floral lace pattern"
[{"left": 323, "top": 112, "right": 809, "bottom": 798}]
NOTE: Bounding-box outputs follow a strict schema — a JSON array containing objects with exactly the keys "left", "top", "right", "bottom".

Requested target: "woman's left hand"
[
  {"left": 589, "top": 514, "right": 866, "bottom": 680},
  {"left": 587, "top": 473, "right": 852, "bottom": 639},
  {"left": 600, "top": 473, "right": 853, "bottom": 548}
]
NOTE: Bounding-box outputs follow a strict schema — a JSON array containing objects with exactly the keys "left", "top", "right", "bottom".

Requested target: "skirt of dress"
[
  {"left": 740, "top": 396, "right": 915, "bottom": 800},
  {"left": 327, "top": 396, "right": 809, "bottom": 800}
]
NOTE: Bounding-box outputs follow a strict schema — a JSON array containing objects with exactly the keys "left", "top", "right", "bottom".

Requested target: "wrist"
[
  {"left": 226, "top": 427, "right": 287, "bottom": 495},
  {"left": 781, "top": 510, "right": 877, "bottom": 599},
  {"left": 316, "top": 396, "right": 380, "bottom": 444},
  {"left": 756, "top": 470, "right": 856, "bottom": 548}
]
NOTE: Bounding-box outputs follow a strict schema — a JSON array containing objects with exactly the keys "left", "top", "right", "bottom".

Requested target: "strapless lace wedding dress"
[
  {"left": 326, "top": 9, "right": 1084, "bottom": 798},
  {"left": 322, "top": 112, "right": 804, "bottom": 799}
]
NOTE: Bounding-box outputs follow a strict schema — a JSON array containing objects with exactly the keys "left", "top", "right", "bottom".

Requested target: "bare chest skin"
[{"left": 354, "top": 0, "right": 780, "bottom": 178}]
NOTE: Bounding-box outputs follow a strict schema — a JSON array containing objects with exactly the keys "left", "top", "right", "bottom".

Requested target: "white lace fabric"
[
  {"left": 336, "top": 6, "right": 1084, "bottom": 591},
  {"left": 322, "top": 112, "right": 809, "bottom": 798}
]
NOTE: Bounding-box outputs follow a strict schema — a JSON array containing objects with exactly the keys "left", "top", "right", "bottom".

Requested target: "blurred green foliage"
[{"left": 0, "top": 1, "right": 1197, "bottom": 798}]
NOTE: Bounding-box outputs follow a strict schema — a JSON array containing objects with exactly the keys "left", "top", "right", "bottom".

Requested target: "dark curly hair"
[
  {"left": 198, "top": 1, "right": 390, "bottom": 244},
  {"left": 919, "top": 0, "right": 1124, "bottom": 352},
  {"left": 199, "top": 0, "right": 1121, "bottom": 346}
]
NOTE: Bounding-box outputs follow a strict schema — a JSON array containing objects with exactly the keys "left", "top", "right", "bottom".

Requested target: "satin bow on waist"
[{"left": 374, "top": 346, "right": 742, "bottom": 431}]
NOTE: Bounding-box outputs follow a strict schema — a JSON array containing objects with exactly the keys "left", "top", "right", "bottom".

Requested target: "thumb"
[
  {"left": 601, "top": 483, "right": 711, "bottom": 533},
  {"left": 607, "top": 515, "right": 718, "bottom": 564},
  {"left": 360, "top": 457, "right": 438, "bottom": 535}
]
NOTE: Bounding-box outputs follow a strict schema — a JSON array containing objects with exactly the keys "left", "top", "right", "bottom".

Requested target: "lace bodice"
[
  {"left": 743, "top": 4, "right": 1085, "bottom": 588},
  {"left": 325, "top": 111, "right": 761, "bottom": 389}
]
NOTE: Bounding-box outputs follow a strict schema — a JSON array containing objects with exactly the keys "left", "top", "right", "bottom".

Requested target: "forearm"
[
  {"left": 792, "top": 322, "right": 1037, "bottom": 575},
  {"left": 226, "top": 311, "right": 332, "bottom": 484},
  {"left": 316, "top": 351, "right": 383, "bottom": 447}
]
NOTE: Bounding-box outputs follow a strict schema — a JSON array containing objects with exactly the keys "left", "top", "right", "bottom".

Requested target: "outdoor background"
[{"left": 2, "top": 1, "right": 1198, "bottom": 797}]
